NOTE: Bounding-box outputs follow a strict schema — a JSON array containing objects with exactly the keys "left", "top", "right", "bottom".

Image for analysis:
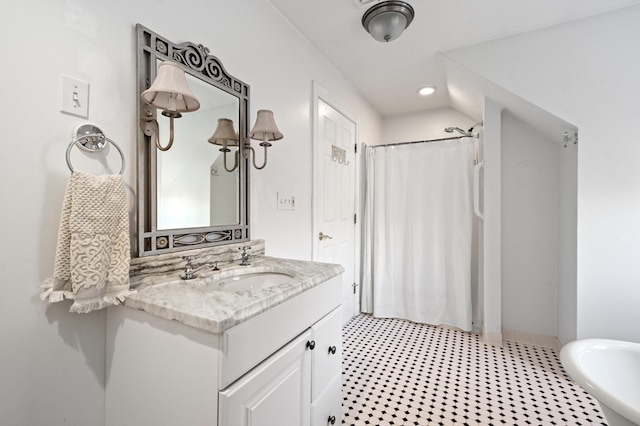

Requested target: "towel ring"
[{"left": 66, "top": 124, "right": 125, "bottom": 175}]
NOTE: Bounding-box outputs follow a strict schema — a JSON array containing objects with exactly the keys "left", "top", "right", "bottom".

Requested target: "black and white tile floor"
[{"left": 341, "top": 314, "right": 607, "bottom": 426}]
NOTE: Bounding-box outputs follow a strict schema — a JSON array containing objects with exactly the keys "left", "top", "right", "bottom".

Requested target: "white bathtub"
[{"left": 560, "top": 339, "right": 640, "bottom": 426}]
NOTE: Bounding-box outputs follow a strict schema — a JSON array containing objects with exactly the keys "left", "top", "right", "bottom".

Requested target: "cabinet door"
[
  {"left": 311, "top": 373, "right": 342, "bottom": 426},
  {"left": 311, "top": 307, "right": 342, "bottom": 399},
  {"left": 219, "top": 330, "right": 312, "bottom": 426}
]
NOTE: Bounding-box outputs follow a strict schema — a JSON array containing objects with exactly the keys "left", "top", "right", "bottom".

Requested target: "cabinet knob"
[
  {"left": 328, "top": 415, "right": 336, "bottom": 425},
  {"left": 306, "top": 340, "right": 316, "bottom": 350},
  {"left": 328, "top": 345, "right": 337, "bottom": 355}
]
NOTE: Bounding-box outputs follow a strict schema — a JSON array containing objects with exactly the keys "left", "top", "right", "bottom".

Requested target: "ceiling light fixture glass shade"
[{"left": 362, "top": 1, "right": 415, "bottom": 43}]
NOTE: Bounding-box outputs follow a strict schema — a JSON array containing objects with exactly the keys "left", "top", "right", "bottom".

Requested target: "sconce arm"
[
  {"left": 245, "top": 143, "right": 269, "bottom": 170},
  {"left": 220, "top": 148, "right": 239, "bottom": 173},
  {"left": 142, "top": 113, "right": 176, "bottom": 152}
]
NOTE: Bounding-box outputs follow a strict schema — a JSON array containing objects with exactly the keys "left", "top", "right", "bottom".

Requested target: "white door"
[{"left": 313, "top": 88, "right": 357, "bottom": 325}]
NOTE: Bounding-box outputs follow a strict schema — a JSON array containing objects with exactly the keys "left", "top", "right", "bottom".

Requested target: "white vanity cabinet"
[
  {"left": 106, "top": 273, "right": 343, "bottom": 426},
  {"left": 219, "top": 306, "right": 342, "bottom": 426}
]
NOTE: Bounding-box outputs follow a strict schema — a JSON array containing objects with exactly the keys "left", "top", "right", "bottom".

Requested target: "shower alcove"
[
  {"left": 482, "top": 97, "right": 578, "bottom": 347},
  {"left": 378, "top": 84, "right": 578, "bottom": 347}
]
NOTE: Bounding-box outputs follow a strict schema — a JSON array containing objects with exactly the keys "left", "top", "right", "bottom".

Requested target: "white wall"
[
  {"left": 557, "top": 135, "right": 579, "bottom": 344},
  {"left": 481, "top": 98, "right": 503, "bottom": 345},
  {"left": 381, "top": 107, "right": 476, "bottom": 145},
  {"left": 0, "top": 1, "right": 380, "bottom": 425},
  {"left": 446, "top": 5, "right": 640, "bottom": 342},
  {"left": 501, "top": 112, "right": 560, "bottom": 337}
]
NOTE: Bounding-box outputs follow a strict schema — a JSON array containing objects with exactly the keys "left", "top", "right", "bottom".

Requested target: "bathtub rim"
[{"left": 560, "top": 338, "right": 640, "bottom": 425}]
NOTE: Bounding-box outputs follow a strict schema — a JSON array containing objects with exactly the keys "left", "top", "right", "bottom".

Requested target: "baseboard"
[
  {"left": 502, "top": 328, "right": 561, "bottom": 350},
  {"left": 481, "top": 327, "right": 503, "bottom": 347}
]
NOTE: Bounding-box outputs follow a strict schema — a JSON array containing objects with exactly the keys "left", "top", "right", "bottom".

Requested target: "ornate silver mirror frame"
[{"left": 135, "top": 24, "right": 250, "bottom": 257}]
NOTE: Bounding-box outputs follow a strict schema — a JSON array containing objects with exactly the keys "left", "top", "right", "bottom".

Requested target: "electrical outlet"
[
  {"left": 61, "top": 75, "right": 89, "bottom": 118},
  {"left": 277, "top": 192, "right": 295, "bottom": 211}
]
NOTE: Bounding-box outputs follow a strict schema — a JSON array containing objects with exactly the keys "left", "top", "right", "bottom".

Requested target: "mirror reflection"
[{"left": 156, "top": 68, "right": 240, "bottom": 230}]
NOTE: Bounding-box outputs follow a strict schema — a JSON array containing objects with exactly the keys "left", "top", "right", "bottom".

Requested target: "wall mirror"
[{"left": 136, "top": 24, "right": 249, "bottom": 256}]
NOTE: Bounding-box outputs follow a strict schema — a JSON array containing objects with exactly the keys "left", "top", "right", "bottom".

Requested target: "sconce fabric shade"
[
  {"left": 141, "top": 61, "right": 200, "bottom": 113},
  {"left": 208, "top": 118, "right": 239, "bottom": 147},
  {"left": 362, "top": 1, "right": 415, "bottom": 43},
  {"left": 249, "top": 110, "right": 283, "bottom": 143}
]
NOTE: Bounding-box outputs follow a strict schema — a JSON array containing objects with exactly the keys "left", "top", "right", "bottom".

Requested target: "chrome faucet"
[
  {"left": 180, "top": 255, "right": 197, "bottom": 280},
  {"left": 239, "top": 246, "right": 252, "bottom": 266}
]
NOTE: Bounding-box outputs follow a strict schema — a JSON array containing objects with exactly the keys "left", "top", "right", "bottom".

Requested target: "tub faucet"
[
  {"left": 181, "top": 255, "right": 197, "bottom": 280},
  {"left": 239, "top": 246, "right": 252, "bottom": 266}
]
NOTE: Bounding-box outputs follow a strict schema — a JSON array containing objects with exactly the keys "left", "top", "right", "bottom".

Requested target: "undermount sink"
[{"left": 205, "top": 272, "right": 295, "bottom": 292}]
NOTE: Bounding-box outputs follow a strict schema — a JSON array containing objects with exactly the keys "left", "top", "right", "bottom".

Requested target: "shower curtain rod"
[{"left": 371, "top": 134, "right": 478, "bottom": 148}]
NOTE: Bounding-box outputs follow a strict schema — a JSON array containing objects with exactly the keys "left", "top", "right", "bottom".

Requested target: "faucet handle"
[
  {"left": 181, "top": 255, "right": 197, "bottom": 280},
  {"left": 239, "top": 246, "right": 252, "bottom": 266},
  {"left": 182, "top": 255, "right": 196, "bottom": 268}
]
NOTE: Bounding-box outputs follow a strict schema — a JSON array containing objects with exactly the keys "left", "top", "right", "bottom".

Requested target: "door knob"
[{"left": 319, "top": 232, "right": 333, "bottom": 241}]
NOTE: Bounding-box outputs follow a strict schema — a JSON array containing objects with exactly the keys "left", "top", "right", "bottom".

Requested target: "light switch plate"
[
  {"left": 61, "top": 75, "right": 89, "bottom": 118},
  {"left": 277, "top": 192, "right": 295, "bottom": 211}
]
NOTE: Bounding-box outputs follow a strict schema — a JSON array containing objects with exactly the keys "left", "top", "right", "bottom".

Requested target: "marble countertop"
[{"left": 123, "top": 256, "right": 344, "bottom": 334}]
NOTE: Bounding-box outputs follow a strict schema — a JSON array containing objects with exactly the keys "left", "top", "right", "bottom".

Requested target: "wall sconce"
[
  {"left": 141, "top": 61, "right": 200, "bottom": 151},
  {"left": 209, "top": 110, "right": 283, "bottom": 171},
  {"left": 247, "top": 110, "right": 283, "bottom": 170},
  {"left": 208, "top": 118, "right": 240, "bottom": 172}
]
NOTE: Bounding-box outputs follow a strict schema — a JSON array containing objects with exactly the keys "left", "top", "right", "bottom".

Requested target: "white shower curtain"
[{"left": 360, "top": 138, "right": 475, "bottom": 331}]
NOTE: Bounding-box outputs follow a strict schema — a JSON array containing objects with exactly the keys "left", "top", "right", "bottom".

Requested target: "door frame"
[{"left": 311, "top": 81, "right": 361, "bottom": 316}]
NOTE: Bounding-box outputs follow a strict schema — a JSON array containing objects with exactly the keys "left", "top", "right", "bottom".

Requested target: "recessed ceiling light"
[{"left": 418, "top": 86, "right": 436, "bottom": 96}]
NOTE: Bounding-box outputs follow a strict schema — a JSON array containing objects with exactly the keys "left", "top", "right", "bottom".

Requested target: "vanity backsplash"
[{"left": 129, "top": 239, "right": 265, "bottom": 289}]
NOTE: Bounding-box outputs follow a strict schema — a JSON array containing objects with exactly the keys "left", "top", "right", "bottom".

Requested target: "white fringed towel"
[{"left": 41, "top": 172, "right": 134, "bottom": 313}]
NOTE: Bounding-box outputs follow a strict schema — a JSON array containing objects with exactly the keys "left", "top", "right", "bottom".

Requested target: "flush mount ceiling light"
[
  {"left": 418, "top": 86, "right": 436, "bottom": 96},
  {"left": 362, "top": 1, "right": 415, "bottom": 43}
]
